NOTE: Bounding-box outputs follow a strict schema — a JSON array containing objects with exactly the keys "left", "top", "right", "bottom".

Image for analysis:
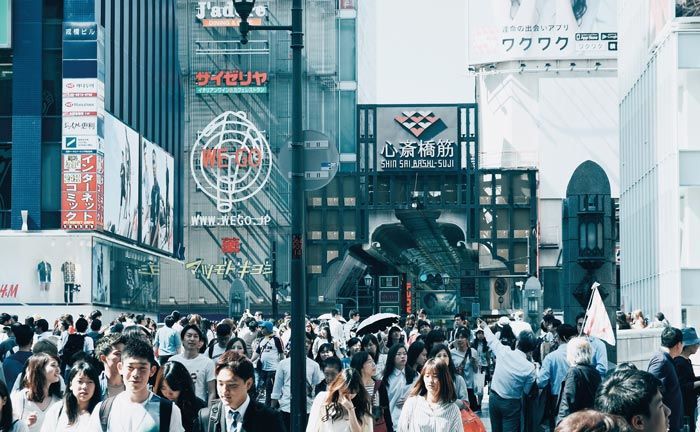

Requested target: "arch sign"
[{"left": 190, "top": 111, "right": 272, "bottom": 213}]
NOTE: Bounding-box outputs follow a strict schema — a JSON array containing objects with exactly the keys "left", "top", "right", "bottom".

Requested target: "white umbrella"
[
  {"left": 355, "top": 313, "right": 400, "bottom": 336},
  {"left": 317, "top": 313, "right": 346, "bottom": 323}
]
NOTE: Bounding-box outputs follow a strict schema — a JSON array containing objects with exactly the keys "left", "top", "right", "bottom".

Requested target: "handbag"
[
  {"left": 371, "top": 380, "right": 389, "bottom": 432},
  {"left": 460, "top": 400, "right": 487, "bottom": 432},
  {"left": 474, "top": 371, "right": 486, "bottom": 396}
]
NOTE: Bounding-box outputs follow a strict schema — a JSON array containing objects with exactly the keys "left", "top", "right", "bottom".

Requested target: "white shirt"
[
  {"left": 10, "top": 389, "right": 61, "bottom": 432},
  {"left": 168, "top": 354, "right": 215, "bottom": 401},
  {"left": 396, "top": 396, "right": 462, "bottom": 432},
  {"left": 306, "top": 392, "right": 373, "bottom": 432},
  {"left": 87, "top": 391, "right": 184, "bottom": 432},
  {"left": 328, "top": 318, "right": 345, "bottom": 345},
  {"left": 224, "top": 395, "right": 250, "bottom": 432},
  {"left": 270, "top": 357, "right": 324, "bottom": 413},
  {"left": 40, "top": 403, "right": 91, "bottom": 432},
  {"left": 386, "top": 368, "right": 417, "bottom": 430}
]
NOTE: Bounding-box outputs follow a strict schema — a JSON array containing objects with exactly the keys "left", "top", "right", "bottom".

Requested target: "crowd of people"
[{"left": 0, "top": 307, "right": 693, "bottom": 432}]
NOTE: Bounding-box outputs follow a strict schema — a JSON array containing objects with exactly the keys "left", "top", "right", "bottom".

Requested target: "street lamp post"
[{"left": 232, "top": 1, "right": 305, "bottom": 430}]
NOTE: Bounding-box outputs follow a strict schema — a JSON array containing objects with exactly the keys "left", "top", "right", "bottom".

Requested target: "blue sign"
[{"left": 63, "top": 22, "right": 98, "bottom": 41}]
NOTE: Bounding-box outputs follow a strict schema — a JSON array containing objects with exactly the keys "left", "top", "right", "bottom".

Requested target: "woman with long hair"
[
  {"left": 350, "top": 352, "right": 392, "bottom": 432},
  {"left": 314, "top": 342, "right": 340, "bottom": 367},
  {"left": 0, "top": 381, "right": 27, "bottom": 432},
  {"left": 381, "top": 344, "right": 417, "bottom": 431},
  {"left": 385, "top": 326, "right": 404, "bottom": 352},
  {"left": 397, "top": 359, "right": 462, "bottom": 432},
  {"left": 225, "top": 337, "right": 248, "bottom": 358},
  {"left": 312, "top": 325, "right": 334, "bottom": 359},
  {"left": 153, "top": 361, "right": 207, "bottom": 432},
  {"left": 306, "top": 368, "right": 372, "bottom": 432},
  {"left": 406, "top": 341, "right": 427, "bottom": 374},
  {"left": 360, "top": 334, "right": 380, "bottom": 363},
  {"left": 40, "top": 361, "right": 101, "bottom": 432},
  {"left": 10, "top": 354, "right": 62, "bottom": 431},
  {"left": 429, "top": 344, "right": 468, "bottom": 404}
]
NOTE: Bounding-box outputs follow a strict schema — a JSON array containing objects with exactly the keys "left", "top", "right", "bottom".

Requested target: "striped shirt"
[{"left": 396, "top": 395, "right": 462, "bottom": 432}]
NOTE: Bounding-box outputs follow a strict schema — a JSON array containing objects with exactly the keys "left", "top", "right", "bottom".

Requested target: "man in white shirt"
[
  {"left": 343, "top": 310, "right": 360, "bottom": 341},
  {"left": 271, "top": 334, "right": 324, "bottom": 431},
  {"left": 168, "top": 324, "right": 216, "bottom": 403},
  {"left": 88, "top": 338, "right": 184, "bottom": 431},
  {"left": 328, "top": 309, "right": 345, "bottom": 346}
]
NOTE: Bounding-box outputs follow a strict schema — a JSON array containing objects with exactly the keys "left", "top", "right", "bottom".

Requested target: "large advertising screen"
[
  {"left": 0, "top": 236, "right": 92, "bottom": 305},
  {"left": 103, "top": 113, "right": 139, "bottom": 240},
  {"left": 141, "top": 138, "right": 175, "bottom": 253},
  {"left": 468, "top": 0, "right": 618, "bottom": 65}
]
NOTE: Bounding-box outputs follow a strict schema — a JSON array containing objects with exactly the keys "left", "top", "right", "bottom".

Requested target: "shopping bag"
[
  {"left": 474, "top": 372, "right": 485, "bottom": 396},
  {"left": 461, "top": 401, "right": 487, "bottom": 432}
]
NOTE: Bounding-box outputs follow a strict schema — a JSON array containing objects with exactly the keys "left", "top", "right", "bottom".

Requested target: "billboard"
[
  {"left": 141, "top": 138, "right": 174, "bottom": 253},
  {"left": 375, "top": 106, "right": 459, "bottom": 171},
  {"left": 468, "top": 0, "right": 618, "bottom": 65},
  {"left": 103, "top": 113, "right": 139, "bottom": 240},
  {"left": 677, "top": 0, "right": 700, "bottom": 17},
  {"left": 419, "top": 291, "right": 458, "bottom": 317},
  {"left": 0, "top": 236, "right": 92, "bottom": 305},
  {"left": 0, "top": 0, "right": 10, "bottom": 49},
  {"left": 92, "top": 241, "right": 110, "bottom": 304}
]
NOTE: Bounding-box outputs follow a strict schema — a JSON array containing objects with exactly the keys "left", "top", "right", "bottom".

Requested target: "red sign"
[
  {"left": 195, "top": 71, "right": 268, "bottom": 94},
  {"left": 221, "top": 237, "right": 241, "bottom": 254},
  {"left": 61, "top": 153, "right": 104, "bottom": 229},
  {"left": 405, "top": 281, "right": 412, "bottom": 314}
]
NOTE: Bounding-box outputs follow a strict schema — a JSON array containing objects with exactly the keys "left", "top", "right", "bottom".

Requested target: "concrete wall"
[{"left": 615, "top": 328, "right": 664, "bottom": 370}]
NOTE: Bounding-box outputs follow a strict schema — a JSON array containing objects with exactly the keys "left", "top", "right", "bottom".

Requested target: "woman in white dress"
[
  {"left": 397, "top": 359, "right": 462, "bottom": 432},
  {"left": 306, "top": 369, "right": 373, "bottom": 432},
  {"left": 41, "top": 361, "right": 101, "bottom": 432},
  {"left": 0, "top": 381, "right": 28, "bottom": 432},
  {"left": 11, "top": 354, "right": 62, "bottom": 431}
]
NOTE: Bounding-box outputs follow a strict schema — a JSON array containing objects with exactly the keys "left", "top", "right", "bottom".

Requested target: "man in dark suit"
[
  {"left": 647, "top": 326, "right": 684, "bottom": 432},
  {"left": 195, "top": 350, "right": 287, "bottom": 432}
]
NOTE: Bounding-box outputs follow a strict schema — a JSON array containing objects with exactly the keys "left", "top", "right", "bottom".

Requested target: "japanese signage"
[
  {"left": 185, "top": 258, "right": 272, "bottom": 280},
  {"left": 0, "top": 0, "right": 10, "bottom": 48},
  {"left": 61, "top": 21, "right": 105, "bottom": 230},
  {"left": 191, "top": 111, "right": 272, "bottom": 212},
  {"left": 195, "top": 1, "right": 267, "bottom": 27},
  {"left": 195, "top": 71, "right": 268, "bottom": 94},
  {"left": 190, "top": 213, "right": 272, "bottom": 227},
  {"left": 142, "top": 138, "right": 175, "bottom": 254},
  {"left": 221, "top": 237, "right": 241, "bottom": 254},
  {"left": 468, "top": 0, "right": 617, "bottom": 65},
  {"left": 376, "top": 106, "right": 459, "bottom": 171}
]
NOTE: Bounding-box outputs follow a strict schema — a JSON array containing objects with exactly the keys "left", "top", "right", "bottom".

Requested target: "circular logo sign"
[{"left": 190, "top": 111, "right": 272, "bottom": 212}]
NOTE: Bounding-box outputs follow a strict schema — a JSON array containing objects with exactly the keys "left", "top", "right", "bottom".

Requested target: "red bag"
[{"left": 460, "top": 401, "right": 487, "bottom": 432}]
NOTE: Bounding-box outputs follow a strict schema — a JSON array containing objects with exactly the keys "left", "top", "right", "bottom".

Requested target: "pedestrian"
[
  {"left": 307, "top": 368, "right": 372, "bottom": 432},
  {"left": 649, "top": 313, "right": 670, "bottom": 329},
  {"left": 478, "top": 318, "right": 537, "bottom": 432},
  {"left": 555, "top": 410, "right": 633, "bottom": 432},
  {"left": 556, "top": 337, "right": 602, "bottom": 424},
  {"left": 94, "top": 334, "right": 126, "bottom": 400},
  {"left": 396, "top": 358, "right": 462, "bottom": 432},
  {"left": 595, "top": 369, "right": 670, "bottom": 432},
  {"left": 11, "top": 353, "right": 62, "bottom": 431},
  {"left": 195, "top": 350, "right": 285, "bottom": 431},
  {"left": 153, "top": 361, "right": 206, "bottom": 432},
  {"left": 329, "top": 309, "right": 345, "bottom": 346},
  {"left": 224, "top": 337, "right": 248, "bottom": 358},
  {"left": 3, "top": 325, "right": 34, "bottom": 388},
  {"left": 344, "top": 310, "right": 361, "bottom": 341},
  {"left": 672, "top": 327, "right": 700, "bottom": 432},
  {"left": 450, "top": 326, "right": 480, "bottom": 409},
  {"left": 361, "top": 334, "right": 380, "bottom": 364},
  {"left": 0, "top": 380, "right": 28, "bottom": 431},
  {"left": 40, "top": 361, "right": 101, "bottom": 432},
  {"left": 312, "top": 325, "right": 336, "bottom": 359},
  {"left": 429, "top": 343, "right": 469, "bottom": 402},
  {"left": 271, "top": 334, "right": 324, "bottom": 430},
  {"left": 88, "top": 337, "right": 184, "bottom": 431},
  {"left": 250, "top": 321, "right": 284, "bottom": 405},
  {"left": 316, "top": 357, "right": 343, "bottom": 394},
  {"left": 406, "top": 340, "right": 427, "bottom": 374},
  {"left": 473, "top": 328, "right": 491, "bottom": 404},
  {"left": 539, "top": 323, "right": 578, "bottom": 428},
  {"left": 647, "top": 326, "right": 684, "bottom": 432},
  {"left": 206, "top": 322, "right": 233, "bottom": 360},
  {"left": 576, "top": 313, "right": 608, "bottom": 377},
  {"left": 168, "top": 325, "right": 216, "bottom": 403},
  {"left": 381, "top": 344, "right": 418, "bottom": 431},
  {"left": 351, "top": 351, "right": 393, "bottom": 431},
  {"left": 153, "top": 315, "right": 182, "bottom": 365}
]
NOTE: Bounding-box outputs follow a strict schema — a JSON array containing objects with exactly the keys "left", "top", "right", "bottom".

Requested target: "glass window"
[
  {"left": 41, "top": 143, "right": 61, "bottom": 212},
  {"left": 337, "top": 19, "right": 356, "bottom": 82},
  {"left": 339, "top": 91, "right": 356, "bottom": 154}
]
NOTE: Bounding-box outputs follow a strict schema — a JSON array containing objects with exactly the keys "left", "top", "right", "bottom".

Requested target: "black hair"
[
  {"left": 121, "top": 337, "right": 156, "bottom": 366},
  {"left": 346, "top": 337, "right": 361, "bottom": 349},
  {"left": 655, "top": 312, "right": 665, "bottom": 321},
  {"left": 154, "top": 361, "right": 202, "bottom": 426},
  {"left": 425, "top": 329, "right": 446, "bottom": 354},
  {"left": 164, "top": 315, "right": 175, "bottom": 328},
  {"left": 225, "top": 337, "right": 248, "bottom": 354},
  {"left": 516, "top": 330, "right": 538, "bottom": 353},
  {"left": 499, "top": 324, "right": 517, "bottom": 350},
  {"left": 13, "top": 324, "right": 33, "bottom": 348},
  {"left": 95, "top": 333, "right": 128, "bottom": 359},
  {"left": 576, "top": 312, "right": 587, "bottom": 323},
  {"left": 348, "top": 310, "right": 359, "bottom": 318},
  {"left": 556, "top": 324, "right": 578, "bottom": 342},
  {"left": 407, "top": 340, "right": 427, "bottom": 372},
  {"left": 454, "top": 326, "right": 471, "bottom": 341},
  {"left": 171, "top": 310, "right": 181, "bottom": 320},
  {"left": 180, "top": 324, "right": 204, "bottom": 341},
  {"left": 64, "top": 361, "right": 102, "bottom": 424},
  {"left": 0, "top": 381, "right": 13, "bottom": 431},
  {"left": 661, "top": 327, "right": 683, "bottom": 349},
  {"left": 361, "top": 334, "right": 380, "bottom": 362},
  {"left": 416, "top": 319, "right": 431, "bottom": 330},
  {"left": 75, "top": 318, "right": 89, "bottom": 333},
  {"left": 35, "top": 319, "right": 49, "bottom": 333},
  {"left": 331, "top": 309, "right": 339, "bottom": 316},
  {"left": 428, "top": 343, "right": 459, "bottom": 381},
  {"left": 90, "top": 319, "right": 101, "bottom": 332},
  {"left": 454, "top": 313, "right": 466, "bottom": 321},
  {"left": 572, "top": 0, "right": 587, "bottom": 21},
  {"left": 386, "top": 326, "right": 404, "bottom": 349},
  {"left": 594, "top": 369, "right": 662, "bottom": 424},
  {"left": 350, "top": 351, "right": 372, "bottom": 377},
  {"left": 216, "top": 322, "right": 232, "bottom": 338},
  {"left": 215, "top": 350, "right": 255, "bottom": 382},
  {"left": 381, "top": 344, "right": 416, "bottom": 388},
  {"left": 315, "top": 343, "right": 338, "bottom": 365},
  {"left": 321, "top": 356, "right": 343, "bottom": 373}
]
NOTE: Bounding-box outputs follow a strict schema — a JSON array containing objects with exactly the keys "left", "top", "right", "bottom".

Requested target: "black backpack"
[
  {"left": 60, "top": 334, "right": 85, "bottom": 368},
  {"left": 99, "top": 394, "right": 172, "bottom": 432}
]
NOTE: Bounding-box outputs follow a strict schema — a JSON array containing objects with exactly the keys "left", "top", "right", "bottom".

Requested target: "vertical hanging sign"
[{"left": 61, "top": 19, "right": 105, "bottom": 230}]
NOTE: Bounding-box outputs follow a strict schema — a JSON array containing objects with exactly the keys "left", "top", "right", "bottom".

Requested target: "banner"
[
  {"left": 583, "top": 282, "right": 616, "bottom": 346},
  {"left": 103, "top": 113, "right": 139, "bottom": 240},
  {"left": 141, "top": 138, "right": 175, "bottom": 253},
  {"left": 468, "top": 0, "right": 618, "bottom": 65}
]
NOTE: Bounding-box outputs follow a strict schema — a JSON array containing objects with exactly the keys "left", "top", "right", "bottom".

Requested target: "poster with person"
[
  {"left": 141, "top": 138, "right": 174, "bottom": 253},
  {"left": 92, "top": 241, "right": 110, "bottom": 305}
]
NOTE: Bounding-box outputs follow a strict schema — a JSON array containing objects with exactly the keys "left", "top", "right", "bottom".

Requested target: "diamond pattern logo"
[{"left": 394, "top": 111, "right": 440, "bottom": 138}]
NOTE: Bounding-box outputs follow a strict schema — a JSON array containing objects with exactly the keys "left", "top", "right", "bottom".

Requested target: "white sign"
[
  {"left": 190, "top": 111, "right": 272, "bottom": 212},
  {"left": 62, "top": 97, "right": 99, "bottom": 117},
  {"left": 62, "top": 135, "right": 102, "bottom": 152},
  {"left": 195, "top": 1, "right": 267, "bottom": 27},
  {"left": 62, "top": 78, "right": 103, "bottom": 99},
  {"left": 62, "top": 115, "right": 100, "bottom": 136}
]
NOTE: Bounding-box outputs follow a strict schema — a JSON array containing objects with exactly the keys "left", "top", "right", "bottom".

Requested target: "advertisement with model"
[
  {"left": 103, "top": 112, "right": 139, "bottom": 240},
  {"left": 468, "top": 0, "right": 618, "bottom": 65},
  {"left": 141, "top": 138, "right": 175, "bottom": 254}
]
